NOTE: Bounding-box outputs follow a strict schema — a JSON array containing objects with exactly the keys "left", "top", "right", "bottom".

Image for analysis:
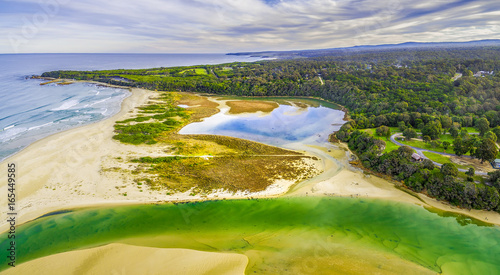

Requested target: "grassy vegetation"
[
  {"left": 398, "top": 137, "right": 478, "bottom": 157},
  {"left": 362, "top": 127, "right": 400, "bottom": 153},
  {"left": 121, "top": 75, "right": 165, "bottom": 83},
  {"left": 218, "top": 96, "right": 343, "bottom": 110},
  {"left": 179, "top": 68, "right": 208, "bottom": 75},
  {"left": 422, "top": 152, "right": 473, "bottom": 170},
  {"left": 133, "top": 155, "right": 317, "bottom": 193},
  {"left": 383, "top": 140, "right": 400, "bottom": 153},
  {"left": 226, "top": 100, "right": 279, "bottom": 114},
  {"left": 461, "top": 127, "right": 480, "bottom": 134},
  {"left": 438, "top": 134, "right": 456, "bottom": 143},
  {"left": 188, "top": 134, "right": 301, "bottom": 155},
  {"left": 112, "top": 92, "right": 319, "bottom": 193},
  {"left": 112, "top": 93, "right": 192, "bottom": 145},
  {"left": 114, "top": 123, "right": 176, "bottom": 144},
  {"left": 422, "top": 151, "right": 452, "bottom": 165}
]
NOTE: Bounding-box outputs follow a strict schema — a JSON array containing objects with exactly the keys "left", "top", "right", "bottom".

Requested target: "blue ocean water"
[{"left": 0, "top": 54, "right": 267, "bottom": 161}]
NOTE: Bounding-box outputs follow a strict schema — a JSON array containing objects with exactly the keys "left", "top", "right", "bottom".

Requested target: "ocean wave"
[
  {"left": 0, "top": 126, "right": 28, "bottom": 142},
  {"left": 51, "top": 99, "right": 80, "bottom": 111},
  {"left": 28, "top": 122, "right": 54, "bottom": 131},
  {"left": 2, "top": 125, "right": 15, "bottom": 131},
  {"left": 84, "top": 96, "right": 113, "bottom": 107}
]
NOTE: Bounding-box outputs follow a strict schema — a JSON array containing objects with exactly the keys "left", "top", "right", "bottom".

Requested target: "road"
[{"left": 389, "top": 133, "right": 488, "bottom": 176}]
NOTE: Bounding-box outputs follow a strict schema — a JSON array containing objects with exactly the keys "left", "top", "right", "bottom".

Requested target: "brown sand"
[{"left": 226, "top": 100, "right": 279, "bottom": 114}]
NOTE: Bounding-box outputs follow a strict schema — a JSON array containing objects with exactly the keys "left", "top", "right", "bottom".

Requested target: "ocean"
[{"left": 0, "top": 53, "right": 266, "bottom": 161}]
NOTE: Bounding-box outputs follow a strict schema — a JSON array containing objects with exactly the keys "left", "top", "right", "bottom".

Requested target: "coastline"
[
  {"left": 0, "top": 87, "right": 146, "bottom": 231},
  {"left": 1, "top": 87, "right": 500, "bottom": 234},
  {"left": 0, "top": 80, "right": 131, "bottom": 163},
  {"left": 1, "top": 87, "right": 500, "bottom": 274}
]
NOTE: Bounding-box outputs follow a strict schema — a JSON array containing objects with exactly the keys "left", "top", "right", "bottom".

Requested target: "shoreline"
[
  {"left": 0, "top": 244, "right": 249, "bottom": 275},
  {"left": 0, "top": 80, "right": 132, "bottom": 163},
  {"left": 1, "top": 88, "right": 500, "bottom": 274},
  {"left": 1, "top": 88, "right": 500, "bottom": 234},
  {"left": 0, "top": 86, "right": 148, "bottom": 232}
]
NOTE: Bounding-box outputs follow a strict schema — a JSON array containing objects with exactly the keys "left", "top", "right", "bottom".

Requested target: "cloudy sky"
[{"left": 1, "top": 0, "right": 499, "bottom": 53}]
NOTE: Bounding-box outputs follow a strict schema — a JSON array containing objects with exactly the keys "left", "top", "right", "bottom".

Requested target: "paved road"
[{"left": 389, "top": 133, "right": 488, "bottom": 176}]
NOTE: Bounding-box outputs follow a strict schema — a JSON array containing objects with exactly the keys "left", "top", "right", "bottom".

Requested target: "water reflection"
[{"left": 179, "top": 102, "right": 345, "bottom": 146}]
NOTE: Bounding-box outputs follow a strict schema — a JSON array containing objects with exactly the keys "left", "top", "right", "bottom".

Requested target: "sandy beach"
[
  {"left": 0, "top": 244, "right": 248, "bottom": 275},
  {"left": 1, "top": 88, "right": 499, "bottom": 228},
  {"left": 0, "top": 89, "right": 323, "bottom": 232},
  {"left": 1, "top": 89, "right": 500, "bottom": 273}
]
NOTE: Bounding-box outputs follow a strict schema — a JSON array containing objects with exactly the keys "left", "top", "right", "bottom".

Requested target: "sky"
[{"left": 1, "top": 0, "right": 499, "bottom": 53}]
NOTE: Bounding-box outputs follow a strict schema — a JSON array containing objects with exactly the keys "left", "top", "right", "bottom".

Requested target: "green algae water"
[{"left": 1, "top": 197, "right": 500, "bottom": 274}]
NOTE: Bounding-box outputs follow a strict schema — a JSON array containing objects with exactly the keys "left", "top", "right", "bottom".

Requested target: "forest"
[{"left": 41, "top": 46, "right": 500, "bottom": 212}]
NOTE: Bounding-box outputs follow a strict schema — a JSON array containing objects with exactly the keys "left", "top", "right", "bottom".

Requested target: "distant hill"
[{"left": 228, "top": 39, "right": 500, "bottom": 58}]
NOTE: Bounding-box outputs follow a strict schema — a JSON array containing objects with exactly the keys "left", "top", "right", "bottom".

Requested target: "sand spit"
[{"left": 0, "top": 244, "right": 248, "bottom": 275}]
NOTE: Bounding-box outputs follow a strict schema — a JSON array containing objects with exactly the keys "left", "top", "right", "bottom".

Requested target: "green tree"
[
  {"left": 459, "top": 129, "right": 469, "bottom": 138},
  {"left": 492, "top": 126, "right": 500, "bottom": 139},
  {"left": 422, "top": 121, "right": 442, "bottom": 140},
  {"left": 465, "top": 167, "right": 475, "bottom": 182},
  {"left": 488, "top": 170, "right": 500, "bottom": 190},
  {"left": 398, "top": 121, "right": 407, "bottom": 132},
  {"left": 376, "top": 126, "right": 391, "bottom": 139},
  {"left": 449, "top": 126, "right": 459, "bottom": 138},
  {"left": 422, "top": 159, "right": 435, "bottom": 170},
  {"left": 441, "top": 163, "right": 458, "bottom": 177},
  {"left": 403, "top": 128, "right": 417, "bottom": 141},
  {"left": 453, "top": 137, "right": 467, "bottom": 156},
  {"left": 484, "top": 131, "right": 498, "bottom": 142},
  {"left": 474, "top": 138, "right": 499, "bottom": 163},
  {"left": 442, "top": 141, "right": 451, "bottom": 150},
  {"left": 423, "top": 135, "right": 431, "bottom": 143},
  {"left": 475, "top": 117, "right": 490, "bottom": 136},
  {"left": 440, "top": 116, "right": 453, "bottom": 131}
]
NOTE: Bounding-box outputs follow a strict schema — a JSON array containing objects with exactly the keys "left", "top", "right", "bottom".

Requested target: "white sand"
[
  {"left": 0, "top": 244, "right": 248, "bottom": 275},
  {"left": 1, "top": 90, "right": 500, "bottom": 273},
  {"left": 288, "top": 144, "right": 500, "bottom": 226},
  {"left": 0, "top": 89, "right": 323, "bottom": 233},
  {"left": 1, "top": 88, "right": 498, "bottom": 232}
]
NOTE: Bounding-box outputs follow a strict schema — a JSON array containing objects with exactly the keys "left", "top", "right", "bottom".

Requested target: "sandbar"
[{"left": 0, "top": 244, "right": 248, "bottom": 275}]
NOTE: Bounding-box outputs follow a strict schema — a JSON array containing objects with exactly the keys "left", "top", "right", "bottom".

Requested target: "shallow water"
[
  {"left": 1, "top": 197, "right": 499, "bottom": 274},
  {"left": 0, "top": 54, "right": 267, "bottom": 161},
  {"left": 179, "top": 101, "right": 345, "bottom": 147}
]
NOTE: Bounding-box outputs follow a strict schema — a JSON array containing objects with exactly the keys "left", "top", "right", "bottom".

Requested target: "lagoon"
[
  {"left": 179, "top": 98, "right": 345, "bottom": 147},
  {"left": 1, "top": 197, "right": 499, "bottom": 274}
]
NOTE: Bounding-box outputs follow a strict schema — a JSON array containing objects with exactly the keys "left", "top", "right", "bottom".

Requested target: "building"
[
  {"left": 412, "top": 153, "right": 422, "bottom": 162},
  {"left": 492, "top": 159, "right": 500, "bottom": 169}
]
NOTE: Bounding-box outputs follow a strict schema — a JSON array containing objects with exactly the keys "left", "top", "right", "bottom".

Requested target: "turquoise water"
[{"left": 1, "top": 197, "right": 499, "bottom": 273}]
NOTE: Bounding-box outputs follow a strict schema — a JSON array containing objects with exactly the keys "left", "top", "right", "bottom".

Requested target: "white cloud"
[{"left": 0, "top": 0, "right": 499, "bottom": 53}]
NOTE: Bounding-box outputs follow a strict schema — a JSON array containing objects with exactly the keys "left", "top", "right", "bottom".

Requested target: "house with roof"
[{"left": 412, "top": 153, "right": 422, "bottom": 162}]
